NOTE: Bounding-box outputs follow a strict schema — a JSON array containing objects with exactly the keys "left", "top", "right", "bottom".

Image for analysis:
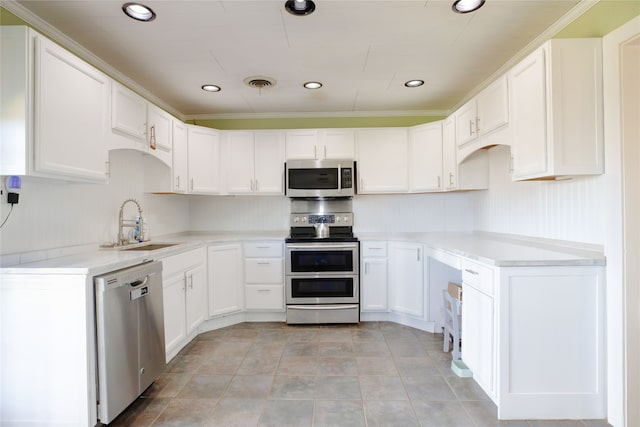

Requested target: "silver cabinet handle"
[
  {"left": 175, "top": 175, "right": 180, "bottom": 189},
  {"left": 255, "top": 179, "right": 259, "bottom": 192},
  {"left": 464, "top": 268, "right": 479, "bottom": 275},
  {"left": 417, "top": 248, "right": 421, "bottom": 262},
  {"left": 449, "top": 172, "right": 454, "bottom": 186},
  {"left": 314, "top": 145, "right": 317, "bottom": 160},
  {"left": 105, "top": 161, "right": 110, "bottom": 177},
  {"left": 149, "top": 125, "right": 157, "bottom": 150},
  {"left": 257, "top": 289, "right": 271, "bottom": 293},
  {"left": 437, "top": 176, "right": 441, "bottom": 189},
  {"left": 324, "top": 145, "right": 327, "bottom": 159},
  {"left": 257, "top": 262, "right": 270, "bottom": 265},
  {"left": 469, "top": 120, "right": 474, "bottom": 136},
  {"left": 476, "top": 116, "right": 481, "bottom": 133},
  {"left": 190, "top": 178, "right": 194, "bottom": 191}
]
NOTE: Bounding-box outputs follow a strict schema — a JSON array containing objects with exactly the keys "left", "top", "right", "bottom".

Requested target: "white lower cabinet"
[
  {"left": 360, "top": 241, "right": 388, "bottom": 312},
  {"left": 461, "top": 275, "right": 495, "bottom": 397},
  {"left": 161, "top": 247, "right": 207, "bottom": 361},
  {"left": 388, "top": 242, "right": 424, "bottom": 317},
  {"left": 208, "top": 243, "right": 243, "bottom": 316},
  {"left": 243, "top": 241, "right": 284, "bottom": 311},
  {"left": 457, "top": 256, "right": 606, "bottom": 420}
]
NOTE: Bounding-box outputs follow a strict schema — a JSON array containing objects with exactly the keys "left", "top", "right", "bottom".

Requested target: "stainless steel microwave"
[{"left": 286, "top": 159, "right": 355, "bottom": 198}]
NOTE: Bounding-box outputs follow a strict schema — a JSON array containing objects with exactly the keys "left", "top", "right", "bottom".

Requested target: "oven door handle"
[
  {"left": 287, "top": 304, "right": 360, "bottom": 310},
  {"left": 286, "top": 244, "right": 358, "bottom": 249}
]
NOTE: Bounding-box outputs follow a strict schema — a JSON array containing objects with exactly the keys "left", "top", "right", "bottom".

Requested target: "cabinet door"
[
  {"left": 111, "top": 81, "right": 147, "bottom": 141},
  {"left": 356, "top": 128, "right": 409, "bottom": 194},
  {"left": 208, "top": 244, "right": 243, "bottom": 317},
  {"left": 34, "top": 35, "right": 109, "bottom": 181},
  {"left": 254, "top": 131, "right": 284, "bottom": 194},
  {"left": 477, "top": 75, "right": 509, "bottom": 136},
  {"left": 509, "top": 48, "right": 548, "bottom": 179},
  {"left": 226, "top": 131, "right": 255, "bottom": 194},
  {"left": 461, "top": 284, "right": 495, "bottom": 396},
  {"left": 185, "top": 264, "right": 207, "bottom": 335},
  {"left": 172, "top": 120, "right": 188, "bottom": 193},
  {"left": 187, "top": 125, "right": 222, "bottom": 194},
  {"left": 442, "top": 117, "right": 458, "bottom": 190},
  {"left": 409, "top": 122, "right": 443, "bottom": 192},
  {"left": 388, "top": 243, "right": 424, "bottom": 317},
  {"left": 320, "top": 129, "right": 356, "bottom": 159},
  {"left": 163, "top": 274, "right": 187, "bottom": 356},
  {"left": 147, "top": 104, "right": 172, "bottom": 167},
  {"left": 454, "top": 100, "right": 478, "bottom": 147},
  {"left": 285, "top": 130, "right": 318, "bottom": 160},
  {"left": 361, "top": 258, "right": 388, "bottom": 312}
]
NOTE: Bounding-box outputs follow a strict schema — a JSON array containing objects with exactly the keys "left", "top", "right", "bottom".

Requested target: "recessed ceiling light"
[
  {"left": 285, "top": 0, "right": 316, "bottom": 16},
  {"left": 122, "top": 3, "right": 156, "bottom": 22},
  {"left": 304, "top": 82, "right": 322, "bottom": 89},
  {"left": 452, "top": 0, "right": 485, "bottom": 14},
  {"left": 404, "top": 80, "right": 425, "bottom": 88},
  {"left": 201, "top": 84, "right": 221, "bottom": 92}
]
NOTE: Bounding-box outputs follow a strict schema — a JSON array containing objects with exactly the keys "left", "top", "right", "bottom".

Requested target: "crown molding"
[
  {"left": 185, "top": 109, "right": 449, "bottom": 121},
  {"left": 0, "top": 0, "right": 185, "bottom": 120}
]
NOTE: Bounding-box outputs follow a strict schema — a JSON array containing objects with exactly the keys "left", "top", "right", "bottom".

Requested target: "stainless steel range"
[{"left": 285, "top": 199, "right": 359, "bottom": 324}]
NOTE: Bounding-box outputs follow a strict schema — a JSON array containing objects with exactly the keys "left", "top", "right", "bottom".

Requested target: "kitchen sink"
[{"left": 120, "top": 243, "right": 180, "bottom": 251}]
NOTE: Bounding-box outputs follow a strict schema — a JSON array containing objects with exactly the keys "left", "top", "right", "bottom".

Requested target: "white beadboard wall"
[
  {"left": 0, "top": 150, "right": 191, "bottom": 255},
  {"left": 474, "top": 145, "right": 606, "bottom": 245},
  {"left": 353, "top": 192, "right": 476, "bottom": 233},
  {"left": 188, "top": 192, "right": 476, "bottom": 233},
  {"left": 188, "top": 195, "right": 290, "bottom": 232}
]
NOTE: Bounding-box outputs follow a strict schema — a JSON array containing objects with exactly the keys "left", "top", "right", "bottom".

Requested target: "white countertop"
[
  {"left": 356, "top": 231, "right": 605, "bottom": 267},
  {"left": 0, "top": 230, "right": 604, "bottom": 276}
]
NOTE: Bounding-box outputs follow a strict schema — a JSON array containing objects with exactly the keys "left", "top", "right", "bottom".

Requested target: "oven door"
[
  {"left": 286, "top": 275, "right": 359, "bottom": 304},
  {"left": 285, "top": 242, "right": 358, "bottom": 275}
]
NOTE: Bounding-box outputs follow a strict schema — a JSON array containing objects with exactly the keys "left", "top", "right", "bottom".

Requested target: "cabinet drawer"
[
  {"left": 161, "top": 247, "right": 206, "bottom": 278},
  {"left": 244, "top": 241, "right": 283, "bottom": 258},
  {"left": 245, "top": 259, "right": 283, "bottom": 283},
  {"left": 461, "top": 258, "right": 494, "bottom": 296},
  {"left": 245, "top": 285, "right": 284, "bottom": 310},
  {"left": 361, "top": 242, "right": 387, "bottom": 257}
]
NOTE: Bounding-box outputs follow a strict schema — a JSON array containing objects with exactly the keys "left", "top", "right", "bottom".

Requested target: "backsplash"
[
  {"left": 0, "top": 150, "right": 190, "bottom": 255},
  {"left": 0, "top": 145, "right": 606, "bottom": 256},
  {"left": 474, "top": 145, "right": 605, "bottom": 245}
]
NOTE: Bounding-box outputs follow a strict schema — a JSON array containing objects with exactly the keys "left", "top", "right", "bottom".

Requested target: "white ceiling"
[{"left": 11, "top": 0, "right": 582, "bottom": 118}]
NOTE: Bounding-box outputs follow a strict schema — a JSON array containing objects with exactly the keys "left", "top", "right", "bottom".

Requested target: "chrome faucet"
[{"left": 118, "top": 198, "right": 144, "bottom": 246}]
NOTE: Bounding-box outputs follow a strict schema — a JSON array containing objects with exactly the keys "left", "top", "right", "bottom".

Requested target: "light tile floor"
[{"left": 105, "top": 322, "right": 611, "bottom": 427}]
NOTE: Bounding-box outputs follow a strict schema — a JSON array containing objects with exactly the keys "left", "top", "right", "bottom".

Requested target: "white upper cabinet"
[
  {"left": 509, "top": 38, "right": 603, "bottom": 180},
  {"left": 285, "top": 129, "right": 355, "bottom": 160},
  {"left": 454, "top": 99, "right": 479, "bottom": 147},
  {"left": 476, "top": 76, "right": 510, "bottom": 137},
  {"left": 226, "top": 131, "right": 284, "bottom": 195},
  {"left": 187, "top": 125, "right": 222, "bottom": 194},
  {"left": 442, "top": 117, "right": 458, "bottom": 190},
  {"left": 146, "top": 104, "right": 173, "bottom": 166},
  {"left": 409, "top": 122, "right": 443, "bottom": 192},
  {"left": 442, "top": 116, "right": 489, "bottom": 191},
  {"left": 111, "top": 82, "right": 147, "bottom": 144},
  {"left": 319, "top": 129, "right": 356, "bottom": 159},
  {"left": 454, "top": 75, "right": 509, "bottom": 149},
  {"left": 111, "top": 81, "right": 173, "bottom": 167},
  {"left": 171, "top": 120, "right": 189, "bottom": 193},
  {"left": 356, "top": 128, "right": 409, "bottom": 194},
  {"left": 1, "top": 26, "right": 109, "bottom": 182}
]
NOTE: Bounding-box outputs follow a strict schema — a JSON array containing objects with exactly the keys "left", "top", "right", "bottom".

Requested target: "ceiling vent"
[{"left": 244, "top": 77, "right": 276, "bottom": 90}]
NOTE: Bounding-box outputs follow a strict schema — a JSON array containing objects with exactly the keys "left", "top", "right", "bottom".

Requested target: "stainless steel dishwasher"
[{"left": 94, "top": 260, "right": 165, "bottom": 424}]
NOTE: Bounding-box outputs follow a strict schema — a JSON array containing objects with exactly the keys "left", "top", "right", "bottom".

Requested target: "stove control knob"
[
  {"left": 293, "top": 216, "right": 300, "bottom": 223},
  {"left": 302, "top": 216, "right": 307, "bottom": 223},
  {"left": 336, "top": 217, "right": 341, "bottom": 223}
]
